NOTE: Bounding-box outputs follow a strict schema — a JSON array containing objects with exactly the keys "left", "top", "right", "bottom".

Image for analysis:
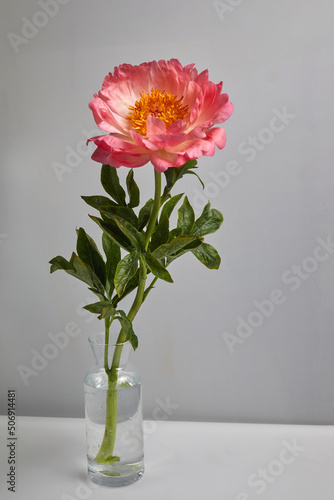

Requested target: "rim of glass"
[{"left": 88, "top": 332, "right": 130, "bottom": 347}]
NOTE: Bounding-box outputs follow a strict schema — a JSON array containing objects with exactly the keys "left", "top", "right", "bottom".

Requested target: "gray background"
[{"left": 1, "top": 0, "right": 333, "bottom": 424}]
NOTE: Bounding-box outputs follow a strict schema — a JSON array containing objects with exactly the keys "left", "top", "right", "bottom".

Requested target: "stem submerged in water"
[
  {"left": 94, "top": 169, "right": 162, "bottom": 465},
  {"left": 94, "top": 379, "right": 119, "bottom": 464}
]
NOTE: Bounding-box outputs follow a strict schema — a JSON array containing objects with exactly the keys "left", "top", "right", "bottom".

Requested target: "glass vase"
[{"left": 84, "top": 332, "right": 144, "bottom": 487}]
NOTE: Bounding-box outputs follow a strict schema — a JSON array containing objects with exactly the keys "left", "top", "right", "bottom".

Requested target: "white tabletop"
[{"left": 0, "top": 415, "right": 333, "bottom": 499}]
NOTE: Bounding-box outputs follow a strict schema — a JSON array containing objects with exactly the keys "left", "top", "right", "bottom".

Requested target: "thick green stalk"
[
  {"left": 144, "top": 170, "right": 162, "bottom": 251},
  {"left": 104, "top": 317, "right": 111, "bottom": 375},
  {"left": 94, "top": 317, "right": 117, "bottom": 464},
  {"left": 94, "top": 379, "right": 118, "bottom": 464},
  {"left": 94, "top": 169, "right": 162, "bottom": 466}
]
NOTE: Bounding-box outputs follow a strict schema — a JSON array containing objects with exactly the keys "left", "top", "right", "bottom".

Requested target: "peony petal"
[
  {"left": 91, "top": 147, "right": 149, "bottom": 168},
  {"left": 129, "top": 129, "right": 148, "bottom": 147},
  {"left": 195, "top": 69, "right": 209, "bottom": 87},
  {"left": 166, "top": 131, "right": 224, "bottom": 157},
  {"left": 111, "top": 152, "right": 150, "bottom": 168},
  {"left": 180, "top": 139, "right": 215, "bottom": 157},
  {"left": 89, "top": 96, "right": 127, "bottom": 134},
  {"left": 150, "top": 150, "right": 186, "bottom": 172},
  {"left": 206, "top": 127, "right": 227, "bottom": 149},
  {"left": 146, "top": 115, "right": 166, "bottom": 136},
  {"left": 88, "top": 133, "right": 138, "bottom": 152},
  {"left": 211, "top": 100, "right": 234, "bottom": 124},
  {"left": 143, "top": 132, "right": 186, "bottom": 150},
  {"left": 188, "top": 87, "right": 204, "bottom": 126},
  {"left": 141, "top": 138, "right": 160, "bottom": 151},
  {"left": 165, "top": 119, "right": 188, "bottom": 135},
  {"left": 91, "top": 147, "right": 114, "bottom": 165}
]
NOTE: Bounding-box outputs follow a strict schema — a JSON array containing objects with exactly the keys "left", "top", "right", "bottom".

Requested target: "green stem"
[
  {"left": 94, "top": 316, "right": 118, "bottom": 464},
  {"left": 143, "top": 256, "right": 173, "bottom": 303},
  {"left": 94, "top": 379, "right": 118, "bottom": 464},
  {"left": 144, "top": 170, "right": 162, "bottom": 251},
  {"left": 94, "top": 169, "right": 162, "bottom": 466},
  {"left": 104, "top": 317, "right": 111, "bottom": 375},
  {"left": 108, "top": 171, "right": 161, "bottom": 376},
  {"left": 143, "top": 275, "right": 158, "bottom": 303}
]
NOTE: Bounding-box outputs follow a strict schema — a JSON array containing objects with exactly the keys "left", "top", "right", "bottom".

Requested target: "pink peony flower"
[{"left": 88, "top": 59, "right": 233, "bottom": 173}]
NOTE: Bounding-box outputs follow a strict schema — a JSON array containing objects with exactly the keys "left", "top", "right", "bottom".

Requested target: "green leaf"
[
  {"left": 82, "top": 195, "right": 138, "bottom": 227},
  {"left": 126, "top": 169, "right": 140, "bottom": 208},
  {"left": 160, "top": 193, "right": 184, "bottom": 220},
  {"left": 153, "top": 236, "right": 199, "bottom": 260},
  {"left": 101, "top": 206, "right": 138, "bottom": 228},
  {"left": 160, "top": 193, "right": 184, "bottom": 222},
  {"left": 192, "top": 203, "right": 224, "bottom": 236},
  {"left": 138, "top": 198, "right": 153, "bottom": 231},
  {"left": 192, "top": 243, "right": 221, "bottom": 269},
  {"left": 102, "top": 233, "right": 121, "bottom": 298},
  {"left": 165, "top": 237, "right": 203, "bottom": 265},
  {"left": 49, "top": 255, "right": 75, "bottom": 274},
  {"left": 162, "top": 159, "right": 198, "bottom": 200},
  {"left": 76, "top": 228, "right": 106, "bottom": 286},
  {"left": 81, "top": 195, "right": 117, "bottom": 211},
  {"left": 114, "top": 217, "right": 145, "bottom": 253},
  {"left": 177, "top": 196, "right": 195, "bottom": 235},
  {"left": 83, "top": 301, "right": 107, "bottom": 314},
  {"left": 114, "top": 251, "right": 138, "bottom": 297},
  {"left": 49, "top": 253, "right": 105, "bottom": 296},
  {"left": 144, "top": 252, "right": 173, "bottom": 283},
  {"left": 87, "top": 287, "right": 106, "bottom": 301},
  {"left": 176, "top": 238, "right": 203, "bottom": 252},
  {"left": 116, "top": 311, "right": 138, "bottom": 350},
  {"left": 150, "top": 215, "right": 169, "bottom": 252},
  {"left": 70, "top": 253, "right": 105, "bottom": 295},
  {"left": 90, "top": 215, "right": 132, "bottom": 252},
  {"left": 168, "top": 227, "right": 182, "bottom": 240},
  {"left": 101, "top": 165, "right": 126, "bottom": 206},
  {"left": 186, "top": 170, "right": 205, "bottom": 189},
  {"left": 112, "top": 271, "right": 139, "bottom": 307},
  {"left": 83, "top": 301, "right": 116, "bottom": 320}
]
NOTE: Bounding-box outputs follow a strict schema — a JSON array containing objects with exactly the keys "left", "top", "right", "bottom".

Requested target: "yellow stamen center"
[{"left": 126, "top": 87, "right": 189, "bottom": 135}]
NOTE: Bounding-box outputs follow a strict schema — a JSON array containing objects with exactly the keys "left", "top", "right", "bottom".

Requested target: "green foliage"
[
  {"left": 126, "top": 170, "right": 140, "bottom": 208},
  {"left": 83, "top": 300, "right": 116, "bottom": 320},
  {"left": 81, "top": 195, "right": 117, "bottom": 211},
  {"left": 76, "top": 227, "right": 106, "bottom": 286},
  {"left": 89, "top": 215, "right": 133, "bottom": 252},
  {"left": 50, "top": 255, "right": 75, "bottom": 274},
  {"left": 114, "top": 217, "right": 145, "bottom": 253},
  {"left": 50, "top": 162, "right": 224, "bottom": 349},
  {"left": 159, "top": 193, "right": 183, "bottom": 222},
  {"left": 102, "top": 206, "right": 138, "bottom": 228},
  {"left": 114, "top": 251, "right": 138, "bottom": 297},
  {"left": 192, "top": 202, "right": 224, "bottom": 236},
  {"left": 50, "top": 249, "right": 105, "bottom": 296},
  {"left": 102, "top": 233, "right": 121, "bottom": 298},
  {"left": 112, "top": 271, "right": 139, "bottom": 307},
  {"left": 82, "top": 195, "right": 138, "bottom": 227},
  {"left": 191, "top": 243, "right": 221, "bottom": 269},
  {"left": 162, "top": 159, "right": 200, "bottom": 200},
  {"left": 149, "top": 215, "right": 169, "bottom": 252},
  {"left": 144, "top": 252, "right": 173, "bottom": 283},
  {"left": 82, "top": 303, "right": 138, "bottom": 350},
  {"left": 116, "top": 310, "right": 138, "bottom": 350},
  {"left": 177, "top": 196, "right": 195, "bottom": 235},
  {"left": 101, "top": 164, "right": 126, "bottom": 206},
  {"left": 138, "top": 198, "right": 153, "bottom": 231},
  {"left": 153, "top": 236, "right": 199, "bottom": 260}
]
